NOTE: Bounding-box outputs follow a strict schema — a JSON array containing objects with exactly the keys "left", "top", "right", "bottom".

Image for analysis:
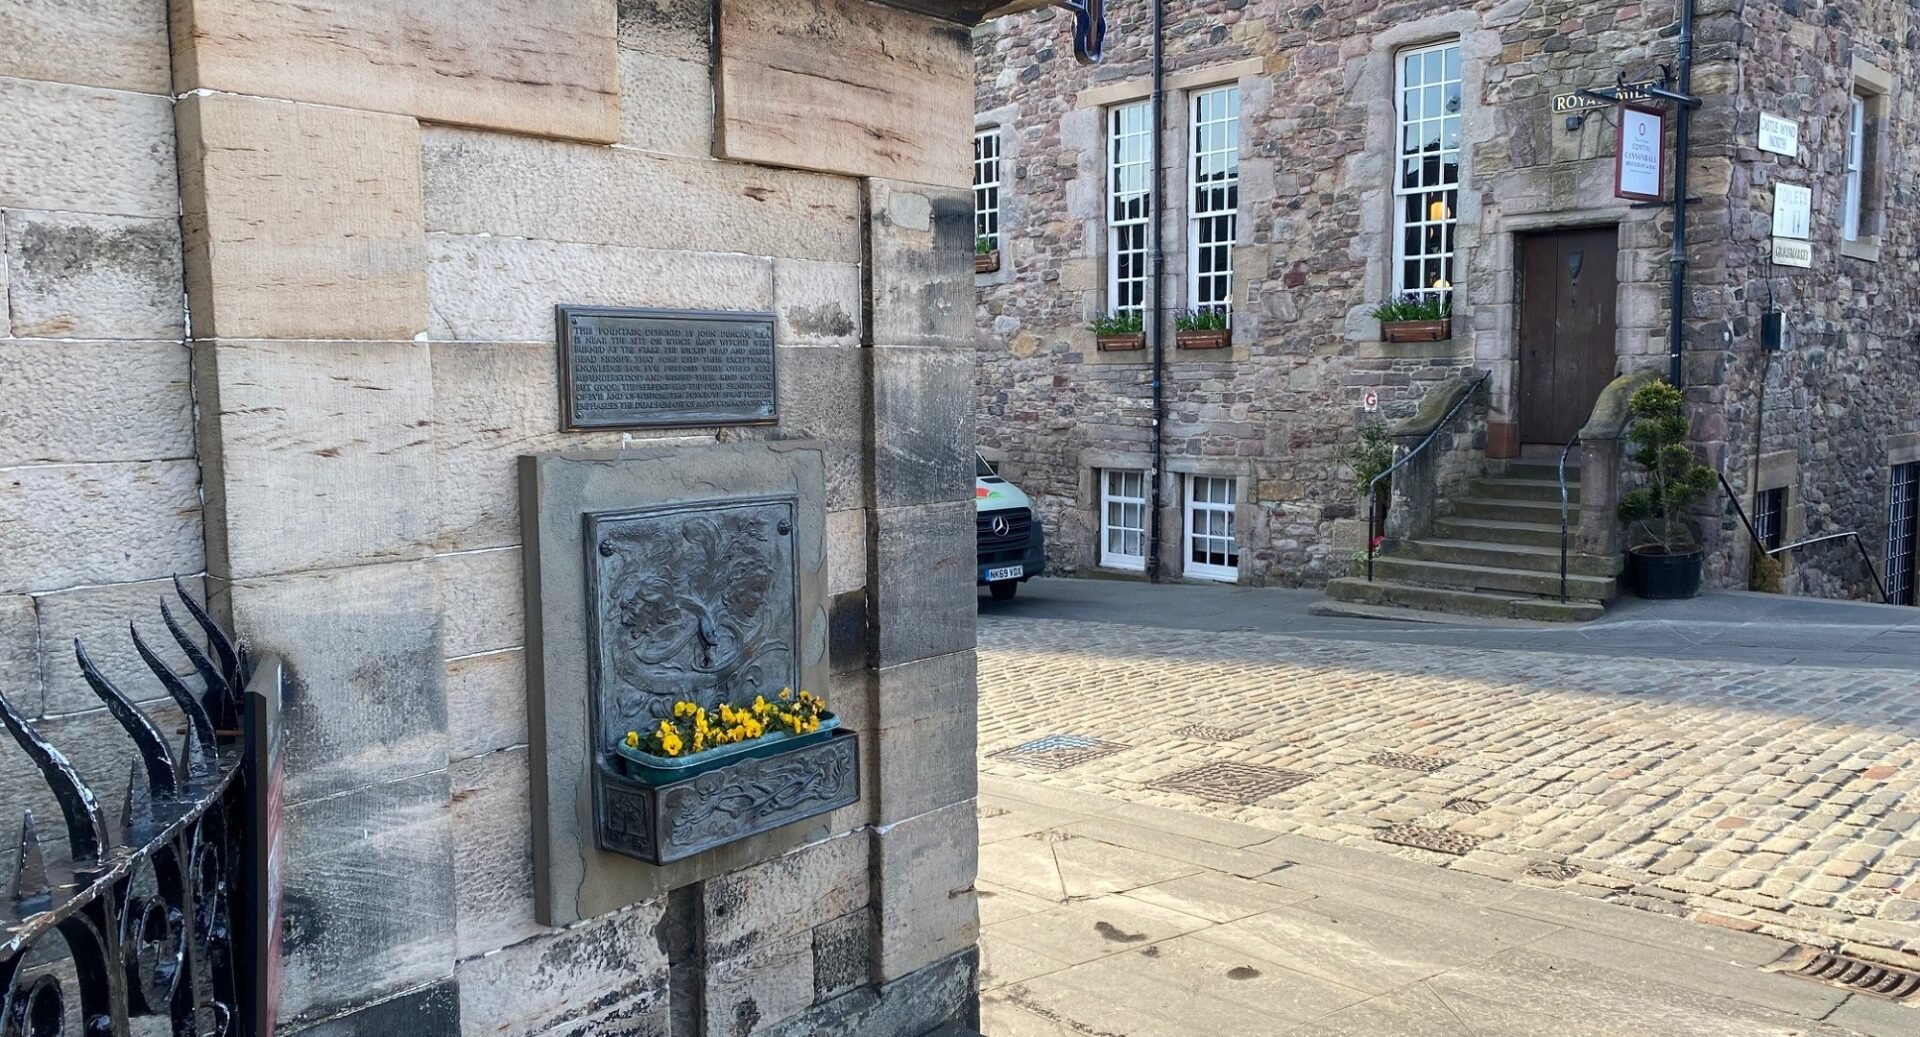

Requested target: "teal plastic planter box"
[{"left": 611, "top": 713, "right": 840, "bottom": 784}]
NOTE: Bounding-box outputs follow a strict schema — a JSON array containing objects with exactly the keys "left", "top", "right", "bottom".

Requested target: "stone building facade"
[
  {"left": 3, "top": 0, "right": 999, "bottom": 1034},
  {"left": 974, "top": 0, "right": 1920, "bottom": 604}
]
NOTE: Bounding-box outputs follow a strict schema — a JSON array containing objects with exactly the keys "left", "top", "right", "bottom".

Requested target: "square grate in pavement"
[
  {"left": 1365, "top": 752, "right": 1456, "bottom": 773},
  {"left": 1170, "top": 723, "right": 1243, "bottom": 743},
  {"left": 1772, "top": 946, "right": 1920, "bottom": 1002},
  {"left": 1443, "top": 797, "right": 1489, "bottom": 815},
  {"left": 1524, "top": 861, "right": 1582, "bottom": 881},
  {"left": 1147, "top": 761, "right": 1315, "bottom": 804},
  {"left": 986, "top": 734, "right": 1130, "bottom": 772},
  {"left": 1376, "top": 823, "right": 1482, "bottom": 856}
]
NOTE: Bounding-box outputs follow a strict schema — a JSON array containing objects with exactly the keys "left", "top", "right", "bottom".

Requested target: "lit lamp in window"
[
  {"left": 1428, "top": 198, "right": 1451, "bottom": 222},
  {"left": 1433, "top": 278, "right": 1452, "bottom": 291}
]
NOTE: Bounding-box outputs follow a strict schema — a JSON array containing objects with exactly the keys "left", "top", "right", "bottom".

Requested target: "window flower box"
[
  {"left": 975, "top": 249, "right": 1001, "bottom": 274},
  {"left": 1371, "top": 294, "right": 1452, "bottom": 343},
  {"left": 1176, "top": 328, "right": 1230, "bottom": 350},
  {"left": 1380, "top": 319, "right": 1450, "bottom": 342},
  {"left": 1092, "top": 312, "right": 1144, "bottom": 352},
  {"left": 1097, "top": 332, "right": 1145, "bottom": 352},
  {"left": 1174, "top": 309, "right": 1230, "bottom": 350}
]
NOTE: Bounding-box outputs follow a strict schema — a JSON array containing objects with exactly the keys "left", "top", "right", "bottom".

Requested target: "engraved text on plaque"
[{"left": 557, "top": 305, "right": 778, "bottom": 430}]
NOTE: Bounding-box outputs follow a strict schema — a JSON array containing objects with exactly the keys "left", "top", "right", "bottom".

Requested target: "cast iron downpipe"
[
  {"left": 1146, "top": 0, "right": 1168, "bottom": 581},
  {"left": 1668, "top": 0, "right": 1695, "bottom": 386}
]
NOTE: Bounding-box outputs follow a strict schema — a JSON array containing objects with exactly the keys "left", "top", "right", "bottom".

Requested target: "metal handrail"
[
  {"left": 1558, "top": 432, "right": 1580, "bottom": 603},
  {"left": 1366, "top": 371, "right": 1491, "bottom": 581},
  {"left": 1718, "top": 471, "right": 1889, "bottom": 604}
]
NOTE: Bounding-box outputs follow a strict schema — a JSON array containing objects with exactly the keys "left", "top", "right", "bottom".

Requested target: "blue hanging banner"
[{"left": 1056, "top": 0, "right": 1106, "bottom": 64}]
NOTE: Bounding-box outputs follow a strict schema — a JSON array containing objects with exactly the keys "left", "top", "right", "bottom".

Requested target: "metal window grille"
[
  {"left": 1889, "top": 463, "right": 1918, "bottom": 606},
  {"left": 1107, "top": 101, "right": 1154, "bottom": 318},
  {"left": 1394, "top": 41, "right": 1463, "bottom": 302},
  {"left": 1100, "top": 469, "right": 1150, "bottom": 571},
  {"left": 1844, "top": 96, "right": 1865, "bottom": 241},
  {"left": 1188, "top": 85, "right": 1240, "bottom": 318},
  {"left": 1185, "top": 475, "right": 1239, "bottom": 582},
  {"left": 1754, "top": 486, "right": 1785, "bottom": 551},
  {"left": 974, "top": 128, "right": 1002, "bottom": 249}
]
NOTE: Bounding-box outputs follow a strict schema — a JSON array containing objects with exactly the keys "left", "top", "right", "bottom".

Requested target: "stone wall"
[
  {"left": 0, "top": 0, "right": 203, "bottom": 846},
  {"left": 3, "top": 1, "right": 984, "bottom": 1034},
  {"left": 976, "top": 0, "right": 1915, "bottom": 598}
]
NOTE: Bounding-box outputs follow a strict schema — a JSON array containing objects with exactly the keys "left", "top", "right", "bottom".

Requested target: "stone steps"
[
  {"left": 1322, "top": 577, "right": 1605, "bottom": 623},
  {"left": 1470, "top": 477, "right": 1581, "bottom": 504},
  {"left": 1369, "top": 555, "right": 1615, "bottom": 602},
  {"left": 1445, "top": 496, "right": 1573, "bottom": 525},
  {"left": 1431, "top": 516, "right": 1565, "bottom": 549},
  {"left": 1397, "top": 537, "right": 1617, "bottom": 577},
  {"left": 1502, "top": 461, "right": 1582, "bottom": 482}
]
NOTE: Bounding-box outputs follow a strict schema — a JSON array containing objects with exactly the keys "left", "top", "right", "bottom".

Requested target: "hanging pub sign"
[{"left": 1615, "top": 105, "right": 1666, "bottom": 201}]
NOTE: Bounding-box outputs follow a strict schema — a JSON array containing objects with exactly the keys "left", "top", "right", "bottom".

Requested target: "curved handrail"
[
  {"left": 1366, "top": 370, "right": 1491, "bottom": 581},
  {"left": 1558, "top": 431, "right": 1580, "bottom": 603},
  {"left": 1717, "top": 471, "right": 1889, "bottom": 604}
]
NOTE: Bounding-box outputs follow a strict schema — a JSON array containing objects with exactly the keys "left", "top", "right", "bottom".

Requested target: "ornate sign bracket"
[{"left": 1053, "top": 0, "right": 1106, "bottom": 64}]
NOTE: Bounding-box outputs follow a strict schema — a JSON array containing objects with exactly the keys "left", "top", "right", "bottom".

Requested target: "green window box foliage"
[
  {"left": 976, "top": 236, "right": 998, "bottom": 255},
  {"left": 1174, "top": 308, "right": 1229, "bottom": 332},
  {"left": 1090, "top": 312, "right": 1145, "bottom": 336},
  {"left": 1369, "top": 294, "right": 1451, "bottom": 323}
]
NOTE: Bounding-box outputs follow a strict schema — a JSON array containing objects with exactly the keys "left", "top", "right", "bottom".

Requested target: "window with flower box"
[
  {"left": 1108, "top": 101, "right": 1154, "bottom": 318},
  {"left": 974, "top": 128, "right": 1003, "bottom": 251},
  {"left": 1394, "top": 41, "right": 1462, "bottom": 302},
  {"left": 1188, "top": 85, "right": 1240, "bottom": 319}
]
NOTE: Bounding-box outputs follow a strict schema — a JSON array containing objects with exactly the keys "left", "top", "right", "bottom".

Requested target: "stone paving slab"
[{"left": 979, "top": 614, "right": 1920, "bottom": 964}]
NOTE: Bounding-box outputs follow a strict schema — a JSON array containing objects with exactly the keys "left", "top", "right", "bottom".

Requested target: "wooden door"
[{"left": 1518, "top": 228, "right": 1620, "bottom": 445}]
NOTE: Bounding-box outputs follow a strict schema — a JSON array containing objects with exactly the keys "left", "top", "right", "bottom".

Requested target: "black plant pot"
[{"left": 1628, "top": 546, "right": 1704, "bottom": 600}]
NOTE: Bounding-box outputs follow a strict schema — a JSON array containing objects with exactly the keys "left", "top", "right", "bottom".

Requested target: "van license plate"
[{"left": 985, "top": 565, "right": 1024, "bottom": 582}]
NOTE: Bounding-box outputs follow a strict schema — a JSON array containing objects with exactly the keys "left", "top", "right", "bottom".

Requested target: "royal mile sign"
[
  {"left": 556, "top": 306, "right": 778, "bottom": 430},
  {"left": 1551, "top": 80, "right": 1659, "bottom": 115}
]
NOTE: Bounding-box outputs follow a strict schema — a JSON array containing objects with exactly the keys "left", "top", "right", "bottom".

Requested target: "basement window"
[{"left": 1100, "top": 469, "right": 1149, "bottom": 572}]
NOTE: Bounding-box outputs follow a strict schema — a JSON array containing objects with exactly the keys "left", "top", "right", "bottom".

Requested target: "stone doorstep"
[{"left": 1321, "top": 576, "right": 1605, "bottom": 623}]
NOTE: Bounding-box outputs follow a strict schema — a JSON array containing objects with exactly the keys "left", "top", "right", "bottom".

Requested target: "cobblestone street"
[{"left": 977, "top": 584, "right": 1920, "bottom": 965}]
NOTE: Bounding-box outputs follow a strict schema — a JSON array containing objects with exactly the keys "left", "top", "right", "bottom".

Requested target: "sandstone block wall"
[{"left": 975, "top": 0, "right": 1919, "bottom": 598}]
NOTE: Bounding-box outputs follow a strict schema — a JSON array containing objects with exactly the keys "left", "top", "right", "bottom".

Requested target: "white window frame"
[
  {"left": 1843, "top": 95, "right": 1865, "bottom": 242},
  {"left": 1187, "top": 85, "right": 1240, "bottom": 319},
  {"left": 1107, "top": 101, "right": 1154, "bottom": 318},
  {"left": 1183, "top": 476, "right": 1239, "bottom": 583},
  {"left": 974, "top": 128, "right": 1003, "bottom": 250},
  {"left": 1098, "top": 469, "right": 1150, "bottom": 571},
  {"left": 1392, "top": 40, "right": 1464, "bottom": 303}
]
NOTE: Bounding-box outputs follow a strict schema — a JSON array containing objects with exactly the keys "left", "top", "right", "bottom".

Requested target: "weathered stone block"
[
  {"left": 872, "top": 349, "right": 974, "bottom": 508},
  {"left": 778, "top": 346, "right": 867, "bottom": 511},
  {"left": 716, "top": 1, "right": 971, "bottom": 188},
  {"left": 280, "top": 770, "right": 455, "bottom": 1028},
  {"left": 435, "top": 547, "right": 525, "bottom": 658},
  {"left": 446, "top": 649, "right": 527, "bottom": 762},
  {"left": 617, "top": 0, "right": 709, "bottom": 62},
  {"left": 455, "top": 899, "right": 670, "bottom": 1037},
  {"left": 811, "top": 909, "right": 872, "bottom": 1003},
  {"left": 0, "top": 459, "right": 202, "bottom": 595},
  {"left": 873, "top": 651, "right": 977, "bottom": 824},
  {"left": 0, "top": 700, "right": 186, "bottom": 850},
  {"left": 0, "top": 77, "right": 177, "bottom": 217},
  {"left": 452, "top": 747, "right": 542, "bottom": 958},
  {"left": 870, "top": 800, "right": 978, "bottom": 982},
  {"left": 826, "top": 510, "right": 867, "bottom": 597},
  {"left": 171, "top": 0, "right": 618, "bottom": 143},
  {"left": 283, "top": 980, "right": 460, "bottom": 1037},
  {"left": 867, "top": 180, "right": 974, "bottom": 349},
  {"left": 0, "top": 0, "right": 171, "bottom": 93},
  {"left": 229, "top": 562, "right": 447, "bottom": 804},
  {"left": 0, "top": 595, "right": 40, "bottom": 717},
  {"left": 422, "top": 128, "right": 861, "bottom": 264},
  {"left": 0, "top": 340, "right": 191, "bottom": 466},
  {"left": 704, "top": 831, "right": 871, "bottom": 948},
  {"left": 870, "top": 502, "right": 976, "bottom": 668},
  {"left": 704, "top": 936, "right": 815, "bottom": 1037},
  {"left": 773, "top": 259, "right": 861, "bottom": 347},
  {"left": 618, "top": 50, "right": 712, "bottom": 157},
  {"left": 425, "top": 236, "right": 773, "bottom": 343},
  {"left": 176, "top": 94, "right": 426, "bottom": 341},
  {"left": 34, "top": 577, "right": 201, "bottom": 716},
  {"left": 198, "top": 340, "right": 435, "bottom": 579},
  {"left": 760, "top": 949, "right": 976, "bottom": 1037},
  {"left": 3, "top": 211, "right": 182, "bottom": 338}
]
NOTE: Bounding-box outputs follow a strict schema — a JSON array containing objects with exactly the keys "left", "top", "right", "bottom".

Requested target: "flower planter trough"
[
  {"left": 1381, "top": 319, "right": 1450, "bottom": 342},
  {"left": 1097, "top": 333, "right": 1145, "bottom": 352},
  {"left": 975, "top": 250, "right": 1001, "bottom": 274},
  {"left": 1176, "top": 329, "right": 1230, "bottom": 350}
]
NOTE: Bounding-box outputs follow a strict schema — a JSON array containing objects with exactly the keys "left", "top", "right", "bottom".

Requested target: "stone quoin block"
[
  {"left": 2, "top": 211, "right": 182, "bottom": 339},
  {"left": 871, "top": 348, "right": 975, "bottom": 508},
  {"left": 455, "top": 899, "right": 671, "bottom": 1037},
  {"left": 872, "top": 651, "right": 978, "bottom": 825},
  {"left": 776, "top": 345, "right": 868, "bottom": 512},
  {"left": 870, "top": 800, "right": 979, "bottom": 983},
  {"left": 425, "top": 235, "right": 774, "bottom": 344},
  {"left": 0, "top": 0, "right": 171, "bottom": 93},
  {"left": 703, "top": 831, "right": 871, "bottom": 948},
  {"left": 867, "top": 179, "right": 976, "bottom": 349},
  {"left": 773, "top": 258, "right": 862, "bottom": 347},
  {"left": 825, "top": 510, "right": 868, "bottom": 597},
  {"left": 33, "top": 576, "right": 203, "bottom": 717},
  {"left": 175, "top": 94, "right": 426, "bottom": 341},
  {"left": 616, "top": 0, "right": 711, "bottom": 63},
  {"left": 169, "top": 0, "right": 618, "bottom": 143},
  {"left": 445, "top": 649, "right": 528, "bottom": 763},
  {"left": 869, "top": 501, "right": 977, "bottom": 668},
  {"left": 618, "top": 49, "right": 712, "bottom": 157},
  {"left": 703, "top": 936, "right": 816, "bottom": 1037},
  {"left": 451, "top": 747, "right": 541, "bottom": 958},
  {"left": 279, "top": 769, "right": 456, "bottom": 1028},
  {"left": 0, "top": 77, "right": 178, "bottom": 217},
  {"left": 228, "top": 562, "right": 448, "bottom": 805},
  {"left": 197, "top": 340, "right": 436, "bottom": 580},
  {"left": 0, "top": 339, "right": 192, "bottom": 467},
  {"left": 422, "top": 128, "right": 862, "bottom": 264},
  {"left": 434, "top": 546, "right": 525, "bottom": 658},
  {"left": 0, "top": 459, "right": 203, "bottom": 595}
]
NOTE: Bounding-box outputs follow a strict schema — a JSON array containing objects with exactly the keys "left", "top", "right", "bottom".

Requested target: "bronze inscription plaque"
[{"left": 557, "top": 305, "right": 778, "bottom": 430}]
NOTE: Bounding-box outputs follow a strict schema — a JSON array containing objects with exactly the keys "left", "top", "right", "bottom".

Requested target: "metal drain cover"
[
  {"left": 1365, "top": 752, "right": 1456, "bottom": 773},
  {"left": 1443, "top": 797, "right": 1488, "bottom": 815},
  {"left": 1171, "top": 723, "right": 1242, "bottom": 742},
  {"left": 1774, "top": 946, "right": 1920, "bottom": 1002},
  {"left": 986, "top": 734, "right": 1130, "bottom": 772},
  {"left": 1376, "top": 823, "right": 1483, "bottom": 856},
  {"left": 1524, "top": 861, "right": 1581, "bottom": 881},
  {"left": 1149, "top": 762, "right": 1314, "bottom": 804}
]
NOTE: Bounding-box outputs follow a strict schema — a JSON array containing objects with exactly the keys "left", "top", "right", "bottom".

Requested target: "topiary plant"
[{"left": 1617, "top": 381, "right": 1717, "bottom": 555}]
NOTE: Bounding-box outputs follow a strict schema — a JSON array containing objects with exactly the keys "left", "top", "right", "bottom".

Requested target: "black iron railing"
[
  {"left": 1366, "top": 371, "right": 1491, "bottom": 581},
  {"left": 2, "top": 578, "right": 255, "bottom": 1037},
  {"left": 1558, "top": 432, "right": 1581, "bottom": 603},
  {"left": 1718, "top": 472, "right": 1890, "bottom": 604}
]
